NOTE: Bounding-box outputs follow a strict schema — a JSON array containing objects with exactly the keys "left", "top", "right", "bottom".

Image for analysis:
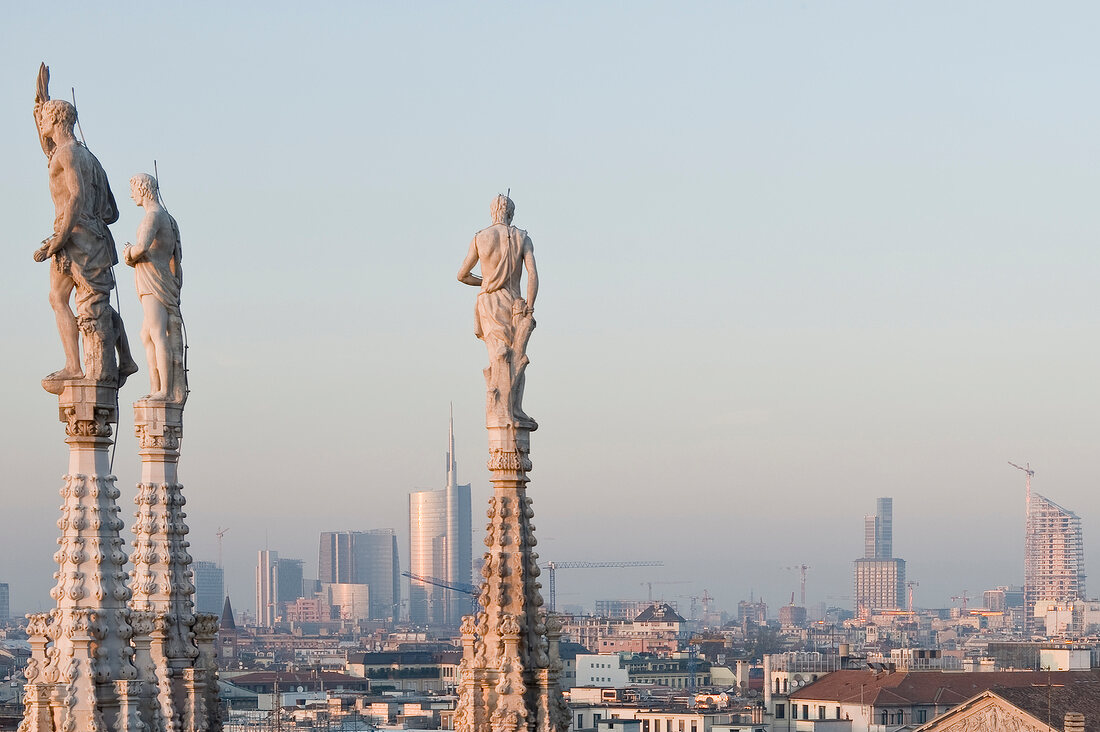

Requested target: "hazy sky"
[{"left": 2, "top": 3, "right": 1099, "bottom": 620}]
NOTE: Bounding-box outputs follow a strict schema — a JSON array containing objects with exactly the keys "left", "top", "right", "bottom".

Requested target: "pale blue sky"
[{"left": 2, "top": 3, "right": 1099, "bottom": 619}]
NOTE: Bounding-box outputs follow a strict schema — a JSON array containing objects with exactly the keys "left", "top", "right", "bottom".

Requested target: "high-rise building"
[
  {"left": 408, "top": 410, "right": 473, "bottom": 626},
  {"left": 0, "top": 583, "right": 8, "bottom": 620},
  {"left": 256, "top": 550, "right": 305, "bottom": 626},
  {"left": 1025, "top": 493, "right": 1085, "bottom": 627},
  {"left": 318, "top": 529, "right": 401, "bottom": 620},
  {"left": 193, "top": 561, "right": 225, "bottom": 615},
  {"left": 854, "top": 497, "right": 905, "bottom": 614}
]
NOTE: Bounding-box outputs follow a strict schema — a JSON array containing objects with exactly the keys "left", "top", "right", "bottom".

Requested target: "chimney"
[{"left": 1064, "top": 711, "right": 1085, "bottom": 732}]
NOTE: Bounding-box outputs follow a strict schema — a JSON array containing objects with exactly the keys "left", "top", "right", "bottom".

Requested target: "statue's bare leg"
[
  {"left": 46, "top": 265, "right": 83, "bottom": 380},
  {"left": 139, "top": 296, "right": 168, "bottom": 398}
]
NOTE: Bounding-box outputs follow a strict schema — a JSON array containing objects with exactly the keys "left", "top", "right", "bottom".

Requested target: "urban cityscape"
[{"left": 4, "top": 4, "right": 1100, "bottom": 732}]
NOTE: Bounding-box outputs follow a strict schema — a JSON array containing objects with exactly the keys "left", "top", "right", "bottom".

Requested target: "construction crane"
[
  {"left": 783, "top": 565, "right": 811, "bottom": 606},
  {"left": 641, "top": 580, "right": 690, "bottom": 602},
  {"left": 216, "top": 527, "right": 229, "bottom": 569},
  {"left": 950, "top": 590, "right": 970, "bottom": 614},
  {"left": 402, "top": 571, "right": 480, "bottom": 613},
  {"left": 1009, "top": 461, "right": 1035, "bottom": 518},
  {"left": 688, "top": 590, "right": 713, "bottom": 624},
  {"left": 906, "top": 581, "right": 919, "bottom": 613},
  {"left": 543, "top": 561, "right": 663, "bottom": 612},
  {"left": 1009, "top": 461, "right": 1036, "bottom": 621}
]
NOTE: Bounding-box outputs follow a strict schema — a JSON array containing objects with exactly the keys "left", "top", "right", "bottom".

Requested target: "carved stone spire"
[
  {"left": 22, "top": 381, "right": 144, "bottom": 732},
  {"left": 129, "top": 398, "right": 220, "bottom": 732},
  {"left": 455, "top": 426, "right": 568, "bottom": 732}
]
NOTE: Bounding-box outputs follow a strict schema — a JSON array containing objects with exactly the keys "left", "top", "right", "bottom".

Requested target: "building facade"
[
  {"left": 193, "top": 560, "right": 224, "bottom": 615},
  {"left": 1026, "top": 493, "right": 1085, "bottom": 630},
  {"left": 854, "top": 497, "right": 905, "bottom": 614},
  {"left": 256, "top": 550, "right": 306, "bottom": 626},
  {"left": 318, "top": 529, "right": 401, "bottom": 620}
]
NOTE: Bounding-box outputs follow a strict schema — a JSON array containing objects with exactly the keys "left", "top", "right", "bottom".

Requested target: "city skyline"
[{"left": 3, "top": 4, "right": 1100, "bottom": 620}]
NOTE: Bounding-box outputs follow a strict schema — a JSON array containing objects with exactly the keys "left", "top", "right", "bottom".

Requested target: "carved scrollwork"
[
  {"left": 134, "top": 422, "right": 182, "bottom": 450},
  {"left": 487, "top": 448, "right": 532, "bottom": 473},
  {"left": 63, "top": 407, "right": 114, "bottom": 438}
]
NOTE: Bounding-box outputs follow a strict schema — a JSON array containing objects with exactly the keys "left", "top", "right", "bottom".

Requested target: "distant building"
[
  {"left": 192, "top": 561, "right": 224, "bottom": 616},
  {"left": 256, "top": 550, "right": 305, "bottom": 626},
  {"left": 854, "top": 497, "right": 905, "bottom": 613},
  {"left": 0, "top": 582, "right": 8, "bottom": 620},
  {"left": 595, "top": 600, "right": 657, "bottom": 620},
  {"left": 318, "top": 529, "right": 400, "bottom": 620},
  {"left": 738, "top": 599, "right": 768, "bottom": 624},
  {"left": 408, "top": 411, "right": 472, "bottom": 627},
  {"left": 779, "top": 604, "right": 807, "bottom": 628},
  {"left": 323, "top": 582, "right": 371, "bottom": 622},
  {"left": 1026, "top": 493, "right": 1085, "bottom": 631}
]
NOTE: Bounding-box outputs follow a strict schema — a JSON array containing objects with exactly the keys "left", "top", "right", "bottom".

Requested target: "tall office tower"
[
  {"left": 1025, "top": 493, "right": 1085, "bottom": 628},
  {"left": 408, "top": 410, "right": 473, "bottom": 626},
  {"left": 875, "top": 497, "right": 893, "bottom": 559},
  {"left": 0, "top": 583, "right": 8, "bottom": 620},
  {"left": 256, "top": 550, "right": 305, "bottom": 626},
  {"left": 257, "top": 550, "right": 277, "bottom": 626},
  {"left": 854, "top": 497, "right": 905, "bottom": 613},
  {"left": 193, "top": 560, "right": 225, "bottom": 615},
  {"left": 318, "top": 530, "right": 401, "bottom": 621},
  {"left": 277, "top": 558, "right": 305, "bottom": 608}
]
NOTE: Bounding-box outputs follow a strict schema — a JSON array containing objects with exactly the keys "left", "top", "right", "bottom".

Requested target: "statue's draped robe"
[
  {"left": 474, "top": 224, "right": 527, "bottom": 347},
  {"left": 56, "top": 143, "right": 119, "bottom": 317}
]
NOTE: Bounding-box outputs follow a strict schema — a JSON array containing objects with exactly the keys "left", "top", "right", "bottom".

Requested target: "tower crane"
[
  {"left": 1009, "top": 461, "right": 1035, "bottom": 622},
  {"left": 950, "top": 590, "right": 970, "bottom": 615},
  {"left": 216, "top": 527, "right": 229, "bottom": 569},
  {"left": 906, "top": 581, "right": 919, "bottom": 613},
  {"left": 543, "top": 561, "right": 663, "bottom": 612},
  {"left": 783, "top": 565, "right": 811, "bottom": 606},
  {"left": 640, "top": 580, "right": 690, "bottom": 602}
]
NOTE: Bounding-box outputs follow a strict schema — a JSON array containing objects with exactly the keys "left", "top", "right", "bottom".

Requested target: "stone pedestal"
[
  {"left": 129, "top": 399, "right": 219, "bottom": 732},
  {"left": 455, "top": 427, "right": 568, "bottom": 732},
  {"left": 20, "top": 381, "right": 145, "bottom": 732}
]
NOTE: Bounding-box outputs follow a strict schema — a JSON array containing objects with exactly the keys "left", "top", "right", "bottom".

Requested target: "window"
[
  {"left": 594, "top": 715, "right": 602, "bottom": 723},
  {"left": 643, "top": 721, "right": 650, "bottom": 732},
  {"left": 802, "top": 705, "right": 809, "bottom": 720},
  {"left": 918, "top": 710, "right": 927, "bottom": 723},
  {"left": 775, "top": 704, "right": 785, "bottom": 720},
  {"left": 577, "top": 716, "right": 583, "bottom": 729},
  {"left": 835, "top": 707, "right": 841, "bottom": 720},
  {"left": 881, "top": 710, "right": 888, "bottom": 725},
  {"left": 818, "top": 706, "right": 825, "bottom": 720},
  {"left": 678, "top": 721, "right": 684, "bottom": 732}
]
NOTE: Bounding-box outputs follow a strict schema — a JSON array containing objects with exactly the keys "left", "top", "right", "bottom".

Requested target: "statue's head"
[
  {"left": 39, "top": 99, "right": 77, "bottom": 136},
  {"left": 130, "top": 173, "right": 158, "bottom": 205},
  {"left": 491, "top": 194, "right": 515, "bottom": 225}
]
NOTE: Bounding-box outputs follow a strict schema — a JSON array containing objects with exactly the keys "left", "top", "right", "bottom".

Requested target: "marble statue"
[
  {"left": 123, "top": 173, "right": 187, "bottom": 402},
  {"left": 32, "top": 64, "right": 137, "bottom": 394},
  {"left": 457, "top": 194, "right": 539, "bottom": 430}
]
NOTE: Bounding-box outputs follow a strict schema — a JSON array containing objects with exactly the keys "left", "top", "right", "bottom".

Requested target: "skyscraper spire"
[{"left": 447, "top": 402, "right": 457, "bottom": 489}]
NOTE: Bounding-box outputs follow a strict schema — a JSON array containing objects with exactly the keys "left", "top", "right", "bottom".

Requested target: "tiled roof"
[
  {"left": 789, "top": 669, "right": 1100, "bottom": 707},
  {"left": 995, "top": 684, "right": 1100, "bottom": 732},
  {"left": 634, "top": 604, "right": 686, "bottom": 624}
]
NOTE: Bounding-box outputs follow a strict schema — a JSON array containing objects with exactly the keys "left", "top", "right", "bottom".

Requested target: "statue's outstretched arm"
[{"left": 457, "top": 239, "right": 482, "bottom": 287}]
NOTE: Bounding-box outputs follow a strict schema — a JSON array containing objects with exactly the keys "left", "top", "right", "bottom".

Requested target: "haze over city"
[{"left": 3, "top": 2, "right": 1100, "bottom": 624}]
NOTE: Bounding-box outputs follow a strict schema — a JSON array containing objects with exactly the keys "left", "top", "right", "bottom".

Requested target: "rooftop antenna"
[{"left": 70, "top": 87, "right": 86, "bottom": 145}]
